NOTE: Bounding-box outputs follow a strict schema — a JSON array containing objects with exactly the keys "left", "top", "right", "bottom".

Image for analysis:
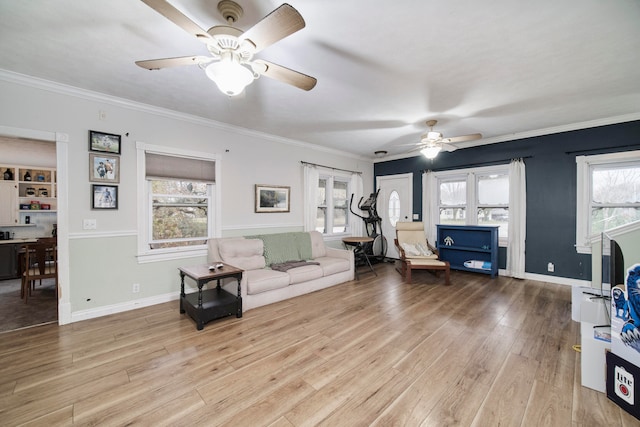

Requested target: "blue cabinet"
[{"left": 436, "top": 225, "right": 499, "bottom": 277}]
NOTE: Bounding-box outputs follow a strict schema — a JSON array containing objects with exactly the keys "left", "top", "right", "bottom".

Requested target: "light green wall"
[{"left": 69, "top": 235, "right": 206, "bottom": 311}]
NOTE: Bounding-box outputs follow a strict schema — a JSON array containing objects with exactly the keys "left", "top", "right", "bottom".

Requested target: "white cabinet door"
[{"left": 0, "top": 181, "right": 18, "bottom": 225}]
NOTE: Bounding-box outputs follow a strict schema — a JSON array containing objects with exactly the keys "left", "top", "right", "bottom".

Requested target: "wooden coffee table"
[{"left": 178, "top": 263, "right": 243, "bottom": 330}]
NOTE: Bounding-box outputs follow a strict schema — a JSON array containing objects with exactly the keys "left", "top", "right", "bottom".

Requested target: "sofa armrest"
[{"left": 325, "top": 246, "right": 354, "bottom": 262}]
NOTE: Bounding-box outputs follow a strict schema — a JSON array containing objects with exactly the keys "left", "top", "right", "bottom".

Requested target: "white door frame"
[
  {"left": 377, "top": 173, "right": 413, "bottom": 259},
  {"left": 0, "top": 125, "right": 70, "bottom": 325}
]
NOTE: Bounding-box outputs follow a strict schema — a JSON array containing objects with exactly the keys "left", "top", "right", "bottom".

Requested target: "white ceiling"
[{"left": 1, "top": 0, "right": 639, "bottom": 159}]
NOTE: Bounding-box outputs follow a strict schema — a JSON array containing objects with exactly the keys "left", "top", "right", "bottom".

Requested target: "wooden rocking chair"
[{"left": 394, "top": 221, "right": 450, "bottom": 285}]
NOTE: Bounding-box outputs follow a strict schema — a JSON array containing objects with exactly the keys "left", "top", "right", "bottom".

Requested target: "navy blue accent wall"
[{"left": 374, "top": 120, "right": 640, "bottom": 280}]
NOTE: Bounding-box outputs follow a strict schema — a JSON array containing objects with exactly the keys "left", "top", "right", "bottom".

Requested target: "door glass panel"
[{"left": 388, "top": 190, "right": 400, "bottom": 227}]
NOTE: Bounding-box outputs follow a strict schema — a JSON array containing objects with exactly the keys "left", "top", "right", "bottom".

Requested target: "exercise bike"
[{"left": 349, "top": 189, "right": 388, "bottom": 263}]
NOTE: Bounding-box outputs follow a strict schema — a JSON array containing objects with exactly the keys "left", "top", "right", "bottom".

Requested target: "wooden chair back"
[{"left": 22, "top": 241, "right": 57, "bottom": 302}]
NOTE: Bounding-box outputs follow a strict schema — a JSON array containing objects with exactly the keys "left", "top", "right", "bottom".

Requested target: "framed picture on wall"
[
  {"left": 92, "top": 184, "right": 118, "bottom": 209},
  {"left": 89, "top": 130, "right": 121, "bottom": 155},
  {"left": 255, "top": 184, "right": 290, "bottom": 213},
  {"left": 89, "top": 153, "right": 120, "bottom": 183}
]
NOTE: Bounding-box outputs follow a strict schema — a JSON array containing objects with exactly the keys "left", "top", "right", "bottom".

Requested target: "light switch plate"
[{"left": 83, "top": 219, "right": 97, "bottom": 230}]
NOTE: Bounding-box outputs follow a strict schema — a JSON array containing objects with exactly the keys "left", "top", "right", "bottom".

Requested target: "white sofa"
[{"left": 207, "top": 231, "right": 354, "bottom": 312}]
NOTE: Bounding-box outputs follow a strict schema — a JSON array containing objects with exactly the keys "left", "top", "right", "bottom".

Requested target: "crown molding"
[
  {"left": 0, "top": 69, "right": 370, "bottom": 162},
  {"left": 454, "top": 112, "right": 640, "bottom": 150}
]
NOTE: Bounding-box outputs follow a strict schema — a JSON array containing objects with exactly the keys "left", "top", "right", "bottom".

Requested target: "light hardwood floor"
[{"left": 0, "top": 262, "right": 636, "bottom": 426}]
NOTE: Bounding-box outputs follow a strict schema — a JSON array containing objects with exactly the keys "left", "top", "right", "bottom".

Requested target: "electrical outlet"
[
  {"left": 547, "top": 262, "right": 555, "bottom": 273},
  {"left": 132, "top": 283, "right": 140, "bottom": 293}
]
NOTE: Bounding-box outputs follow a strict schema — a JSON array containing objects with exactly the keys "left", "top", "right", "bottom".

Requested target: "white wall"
[{"left": 0, "top": 72, "right": 374, "bottom": 322}]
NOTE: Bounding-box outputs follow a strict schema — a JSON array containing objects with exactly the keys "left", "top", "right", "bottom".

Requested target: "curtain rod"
[
  {"left": 301, "top": 161, "right": 362, "bottom": 175},
  {"left": 420, "top": 156, "right": 532, "bottom": 173}
]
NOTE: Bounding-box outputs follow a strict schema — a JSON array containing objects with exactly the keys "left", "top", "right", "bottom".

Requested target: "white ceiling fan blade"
[
  {"left": 141, "top": 0, "right": 214, "bottom": 43},
  {"left": 135, "top": 55, "right": 212, "bottom": 70},
  {"left": 241, "top": 4, "right": 305, "bottom": 53},
  {"left": 407, "top": 144, "right": 429, "bottom": 153},
  {"left": 440, "top": 142, "right": 458, "bottom": 152},
  {"left": 443, "top": 133, "right": 482, "bottom": 144},
  {"left": 252, "top": 59, "right": 317, "bottom": 91}
]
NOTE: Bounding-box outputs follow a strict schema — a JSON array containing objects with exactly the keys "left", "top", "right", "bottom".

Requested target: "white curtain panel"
[
  {"left": 303, "top": 164, "right": 319, "bottom": 232},
  {"left": 349, "top": 173, "right": 364, "bottom": 236},
  {"left": 507, "top": 159, "right": 527, "bottom": 278},
  {"left": 422, "top": 171, "right": 438, "bottom": 244}
]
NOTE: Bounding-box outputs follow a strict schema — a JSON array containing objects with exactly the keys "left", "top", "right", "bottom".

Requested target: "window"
[
  {"left": 477, "top": 173, "right": 509, "bottom": 235},
  {"left": 576, "top": 151, "right": 640, "bottom": 253},
  {"left": 438, "top": 177, "right": 467, "bottom": 225},
  {"left": 137, "top": 143, "right": 219, "bottom": 262},
  {"left": 149, "top": 180, "right": 209, "bottom": 249},
  {"left": 435, "top": 165, "right": 510, "bottom": 241},
  {"left": 316, "top": 174, "right": 350, "bottom": 235}
]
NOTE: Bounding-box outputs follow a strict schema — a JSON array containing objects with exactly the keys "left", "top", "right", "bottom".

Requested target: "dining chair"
[{"left": 21, "top": 241, "right": 58, "bottom": 303}]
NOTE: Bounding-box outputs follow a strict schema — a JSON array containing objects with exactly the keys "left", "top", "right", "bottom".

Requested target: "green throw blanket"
[{"left": 247, "top": 232, "right": 313, "bottom": 266}]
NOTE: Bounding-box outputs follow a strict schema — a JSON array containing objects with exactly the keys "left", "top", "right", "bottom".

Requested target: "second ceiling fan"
[
  {"left": 136, "top": 0, "right": 317, "bottom": 96},
  {"left": 408, "top": 120, "right": 482, "bottom": 159}
]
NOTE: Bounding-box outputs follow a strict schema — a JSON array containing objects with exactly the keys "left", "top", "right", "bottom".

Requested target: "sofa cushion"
[
  {"left": 219, "top": 238, "right": 265, "bottom": 270},
  {"left": 287, "top": 264, "right": 324, "bottom": 284},
  {"left": 309, "top": 230, "right": 326, "bottom": 258},
  {"left": 245, "top": 269, "right": 289, "bottom": 295},
  {"left": 314, "top": 256, "right": 351, "bottom": 276}
]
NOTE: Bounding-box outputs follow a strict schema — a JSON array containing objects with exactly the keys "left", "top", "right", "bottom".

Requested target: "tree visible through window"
[
  {"left": 137, "top": 144, "right": 217, "bottom": 258},
  {"left": 150, "top": 180, "right": 209, "bottom": 249},
  {"left": 591, "top": 165, "right": 640, "bottom": 235},
  {"left": 439, "top": 178, "right": 466, "bottom": 225}
]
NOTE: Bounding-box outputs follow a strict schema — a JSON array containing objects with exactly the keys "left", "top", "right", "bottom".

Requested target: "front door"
[{"left": 377, "top": 173, "right": 413, "bottom": 259}]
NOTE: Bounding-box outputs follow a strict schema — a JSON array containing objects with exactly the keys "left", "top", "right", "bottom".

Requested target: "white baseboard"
[
  {"left": 70, "top": 292, "right": 179, "bottom": 323},
  {"left": 524, "top": 271, "right": 591, "bottom": 288}
]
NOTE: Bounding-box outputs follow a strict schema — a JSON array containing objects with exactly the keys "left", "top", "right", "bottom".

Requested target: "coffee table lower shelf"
[
  {"left": 179, "top": 263, "right": 243, "bottom": 330},
  {"left": 181, "top": 288, "right": 240, "bottom": 329}
]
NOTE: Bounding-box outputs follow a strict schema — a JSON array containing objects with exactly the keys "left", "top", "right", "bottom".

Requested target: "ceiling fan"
[
  {"left": 136, "top": 0, "right": 317, "bottom": 96},
  {"left": 407, "top": 120, "right": 482, "bottom": 159}
]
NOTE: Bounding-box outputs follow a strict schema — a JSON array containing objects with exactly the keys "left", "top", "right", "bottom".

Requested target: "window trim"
[
  {"left": 317, "top": 170, "right": 351, "bottom": 238},
  {"left": 136, "top": 142, "right": 221, "bottom": 263},
  {"left": 575, "top": 150, "right": 640, "bottom": 254},
  {"left": 433, "top": 165, "right": 509, "bottom": 246}
]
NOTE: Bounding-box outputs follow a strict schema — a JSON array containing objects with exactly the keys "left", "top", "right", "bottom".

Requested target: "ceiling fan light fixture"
[
  {"left": 422, "top": 131, "right": 442, "bottom": 142},
  {"left": 205, "top": 53, "right": 255, "bottom": 96},
  {"left": 421, "top": 145, "right": 441, "bottom": 159}
]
